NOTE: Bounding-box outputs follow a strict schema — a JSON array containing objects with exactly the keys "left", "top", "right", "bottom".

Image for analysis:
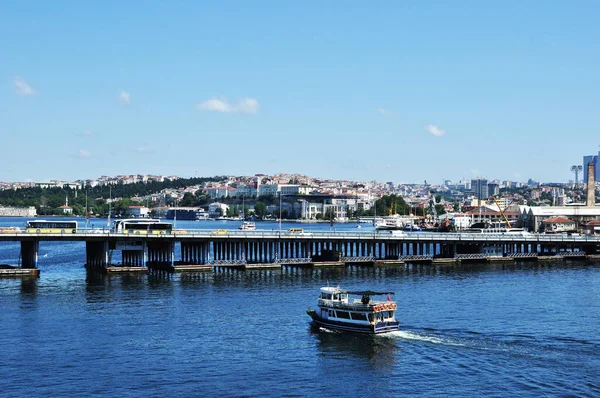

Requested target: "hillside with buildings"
[{"left": 0, "top": 166, "right": 599, "bottom": 234}]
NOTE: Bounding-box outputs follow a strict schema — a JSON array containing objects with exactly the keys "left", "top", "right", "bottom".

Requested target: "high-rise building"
[
  {"left": 471, "top": 178, "right": 488, "bottom": 200},
  {"left": 487, "top": 182, "right": 499, "bottom": 196},
  {"left": 583, "top": 152, "right": 600, "bottom": 183}
]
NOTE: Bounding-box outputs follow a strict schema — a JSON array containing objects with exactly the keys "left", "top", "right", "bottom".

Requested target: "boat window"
[
  {"left": 326, "top": 294, "right": 332, "bottom": 300},
  {"left": 351, "top": 312, "right": 367, "bottom": 321},
  {"left": 328, "top": 310, "right": 334, "bottom": 317},
  {"left": 336, "top": 311, "right": 350, "bottom": 319}
]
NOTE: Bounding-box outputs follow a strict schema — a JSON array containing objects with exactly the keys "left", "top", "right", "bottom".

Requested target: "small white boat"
[
  {"left": 307, "top": 286, "right": 400, "bottom": 334},
  {"left": 238, "top": 221, "right": 256, "bottom": 231}
]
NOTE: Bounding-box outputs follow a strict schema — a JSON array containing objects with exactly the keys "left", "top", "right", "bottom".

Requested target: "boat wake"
[{"left": 388, "top": 330, "right": 465, "bottom": 347}]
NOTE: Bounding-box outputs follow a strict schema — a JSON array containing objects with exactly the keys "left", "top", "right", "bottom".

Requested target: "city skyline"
[{"left": 1, "top": 2, "right": 599, "bottom": 183}]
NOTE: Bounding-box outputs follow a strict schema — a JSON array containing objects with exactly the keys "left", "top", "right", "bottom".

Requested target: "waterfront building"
[
  {"left": 165, "top": 207, "right": 208, "bottom": 220},
  {"left": 541, "top": 216, "right": 576, "bottom": 233},
  {"left": 129, "top": 205, "right": 150, "bottom": 218},
  {"left": 59, "top": 205, "right": 73, "bottom": 214},
  {"left": 466, "top": 206, "right": 520, "bottom": 227},
  {"left": 520, "top": 206, "right": 600, "bottom": 232},
  {"left": 208, "top": 202, "right": 229, "bottom": 217},
  {"left": 451, "top": 213, "right": 471, "bottom": 230},
  {"left": 0, "top": 206, "right": 37, "bottom": 217}
]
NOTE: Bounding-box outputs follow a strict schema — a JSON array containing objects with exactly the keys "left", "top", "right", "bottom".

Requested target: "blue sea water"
[{"left": 0, "top": 217, "right": 599, "bottom": 397}]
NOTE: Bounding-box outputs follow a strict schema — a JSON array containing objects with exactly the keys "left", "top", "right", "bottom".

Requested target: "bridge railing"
[
  {"left": 511, "top": 253, "right": 538, "bottom": 258},
  {"left": 279, "top": 257, "right": 312, "bottom": 264},
  {"left": 8, "top": 228, "right": 600, "bottom": 245},
  {"left": 210, "top": 259, "right": 247, "bottom": 266},
  {"left": 398, "top": 255, "right": 433, "bottom": 261},
  {"left": 341, "top": 256, "right": 375, "bottom": 262},
  {"left": 455, "top": 253, "right": 487, "bottom": 259}
]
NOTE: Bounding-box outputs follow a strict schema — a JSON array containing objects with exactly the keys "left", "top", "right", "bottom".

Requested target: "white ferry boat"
[
  {"left": 307, "top": 286, "right": 400, "bottom": 334},
  {"left": 238, "top": 221, "right": 256, "bottom": 231}
]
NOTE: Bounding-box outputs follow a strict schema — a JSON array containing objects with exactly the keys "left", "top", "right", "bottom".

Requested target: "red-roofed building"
[
  {"left": 584, "top": 220, "right": 600, "bottom": 235},
  {"left": 129, "top": 205, "right": 150, "bottom": 218},
  {"left": 59, "top": 205, "right": 73, "bottom": 215},
  {"left": 542, "top": 216, "right": 576, "bottom": 233}
]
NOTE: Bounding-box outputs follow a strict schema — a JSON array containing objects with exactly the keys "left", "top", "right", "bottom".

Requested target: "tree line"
[{"left": 0, "top": 176, "right": 224, "bottom": 216}]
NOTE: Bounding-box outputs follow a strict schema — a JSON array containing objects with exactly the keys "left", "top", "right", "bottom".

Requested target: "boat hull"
[{"left": 307, "top": 310, "right": 399, "bottom": 334}]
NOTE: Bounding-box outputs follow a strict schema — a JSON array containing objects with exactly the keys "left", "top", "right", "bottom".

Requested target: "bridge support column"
[
  {"left": 86, "top": 240, "right": 109, "bottom": 267},
  {"left": 147, "top": 241, "right": 173, "bottom": 268},
  {"left": 20, "top": 240, "right": 39, "bottom": 269}
]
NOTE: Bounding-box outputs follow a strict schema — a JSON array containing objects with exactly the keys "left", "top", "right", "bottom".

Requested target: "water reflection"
[
  {"left": 312, "top": 326, "right": 399, "bottom": 367},
  {"left": 20, "top": 276, "right": 38, "bottom": 296}
]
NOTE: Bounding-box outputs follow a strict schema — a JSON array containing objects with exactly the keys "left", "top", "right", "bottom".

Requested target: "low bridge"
[{"left": 0, "top": 229, "right": 598, "bottom": 275}]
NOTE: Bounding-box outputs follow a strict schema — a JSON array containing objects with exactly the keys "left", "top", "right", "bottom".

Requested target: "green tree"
[
  {"left": 180, "top": 192, "right": 196, "bottom": 207},
  {"left": 254, "top": 201, "right": 267, "bottom": 218}
]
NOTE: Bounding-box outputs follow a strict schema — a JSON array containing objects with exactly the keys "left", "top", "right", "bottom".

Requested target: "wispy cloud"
[
  {"left": 119, "top": 89, "right": 131, "bottom": 104},
  {"left": 376, "top": 108, "right": 396, "bottom": 118},
  {"left": 14, "top": 77, "right": 37, "bottom": 96},
  {"left": 196, "top": 97, "right": 260, "bottom": 114},
  {"left": 135, "top": 146, "right": 152, "bottom": 153},
  {"left": 426, "top": 124, "right": 446, "bottom": 137},
  {"left": 79, "top": 149, "right": 92, "bottom": 157}
]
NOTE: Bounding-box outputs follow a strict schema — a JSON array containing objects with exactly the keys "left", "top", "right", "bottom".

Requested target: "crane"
[{"left": 491, "top": 196, "right": 513, "bottom": 229}]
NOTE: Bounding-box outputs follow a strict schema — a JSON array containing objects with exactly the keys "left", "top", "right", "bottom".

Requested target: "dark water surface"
[{"left": 0, "top": 218, "right": 599, "bottom": 397}]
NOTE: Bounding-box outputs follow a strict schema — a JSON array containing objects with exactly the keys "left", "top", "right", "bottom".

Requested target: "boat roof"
[{"left": 320, "top": 286, "right": 394, "bottom": 296}]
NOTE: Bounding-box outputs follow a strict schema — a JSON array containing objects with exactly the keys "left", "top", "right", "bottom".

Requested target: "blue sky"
[{"left": 1, "top": 1, "right": 599, "bottom": 184}]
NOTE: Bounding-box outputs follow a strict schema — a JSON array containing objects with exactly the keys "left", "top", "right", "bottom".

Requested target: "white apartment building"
[
  {"left": 129, "top": 205, "right": 150, "bottom": 218},
  {"left": 208, "top": 202, "right": 229, "bottom": 217}
]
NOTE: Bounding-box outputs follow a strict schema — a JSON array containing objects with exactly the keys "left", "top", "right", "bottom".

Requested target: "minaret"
[{"left": 586, "top": 162, "right": 595, "bottom": 207}]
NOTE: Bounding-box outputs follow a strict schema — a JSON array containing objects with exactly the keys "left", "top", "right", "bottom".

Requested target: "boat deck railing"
[{"left": 318, "top": 299, "right": 394, "bottom": 312}]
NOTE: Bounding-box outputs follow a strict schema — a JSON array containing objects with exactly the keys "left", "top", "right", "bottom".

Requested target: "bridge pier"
[
  {"left": 20, "top": 240, "right": 39, "bottom": 269},
  {"left": 180, "top": 242, "right": 209, "bottom": 265},
  {"left": 86, "top": 240, "right": 109, "bottom": 267},
  {"left": 147, "top": 241, "right": 174, "bottom": 268}
]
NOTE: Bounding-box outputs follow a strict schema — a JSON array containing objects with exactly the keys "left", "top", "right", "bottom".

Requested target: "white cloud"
[
  {"left": 197, "top": 98, "right": 232, "bottom": 112},
  {"left": 426, "top": 124, "right": 446, "bottom": 137},
  {"left": 196, "top": 97, "right": 260, "bottom": 114},
  {"left": 376, "top": 108, "right": 396, "bottom": 117},
  {"left": 119, "top": 89, "right": 131, "bottom": 104},
  {"left": 14, "top": 77, "right": 37, "bottom": 96},
  {"left": 79, "top": 149, "right": 92, "bottom": 157}
]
